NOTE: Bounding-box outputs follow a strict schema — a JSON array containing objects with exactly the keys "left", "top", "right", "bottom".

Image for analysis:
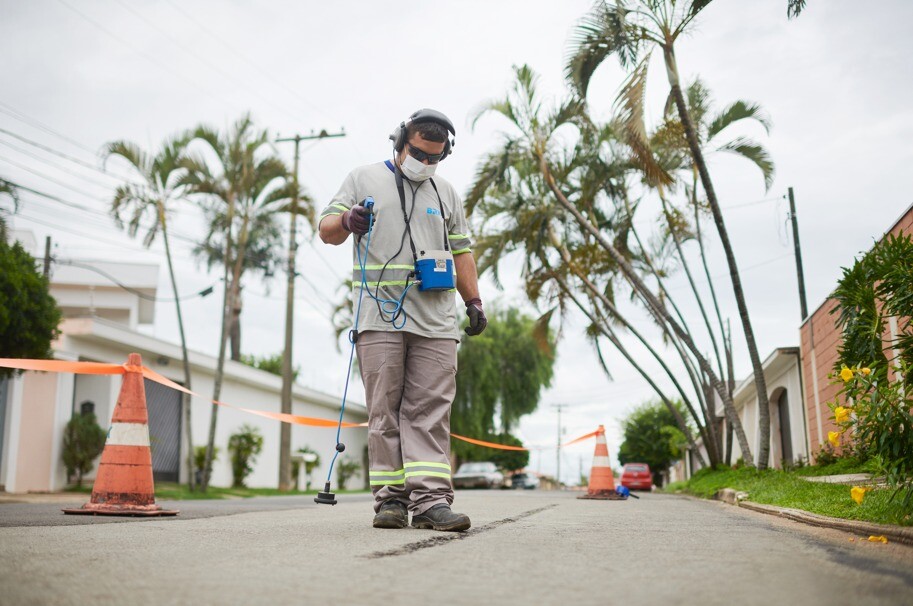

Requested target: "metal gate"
[{"left": 144, "top": 378, "right": 182, "bottom": 483}]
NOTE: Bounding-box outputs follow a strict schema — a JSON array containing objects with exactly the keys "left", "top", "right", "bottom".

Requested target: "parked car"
[
  {"left": 453, "top": 462, "right": 504, "bottom": 489},
  {"left": 509, "top": 472, "right": 540, "bottom": 490},
  {"left": 620, "top": 463, "right": 653, "bottom": 491}
]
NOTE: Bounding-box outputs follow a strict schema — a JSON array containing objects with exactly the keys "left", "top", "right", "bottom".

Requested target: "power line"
[
  {"left": 0, "top": 138, "right": 116, "bottom": 189},
  {"left": 0, "top": 154, "right": 111, "bottom": 200},
  {"left": 54, "top": 0, "right": 242, "bottom": 117},
  {"left": 0, "top": 126, "right": 140, "bottom": 184},
  {"left": 160, "top": 0, "right": 341, "bottom": 127},
  {"left": 0, "top": 102, "right": 100, "bottom": 157},
  {"left": 51, "top": 258, "right": 216, "bottom": 302},
  {"left": 6, "top": 179, "right": 201, "bottom": 245},
  {"left": 109, "top": 0, "right": 310, "bottom": 126}
]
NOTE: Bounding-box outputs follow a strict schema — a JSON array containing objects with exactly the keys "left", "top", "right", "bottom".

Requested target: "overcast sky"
[{"left": 2, "top": 1, "right": 912, "bottom": 484}]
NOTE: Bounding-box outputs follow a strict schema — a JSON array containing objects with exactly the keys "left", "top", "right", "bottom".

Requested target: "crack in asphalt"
[{"left": 364, "top": 504, "right": 557, "bottom": 559}]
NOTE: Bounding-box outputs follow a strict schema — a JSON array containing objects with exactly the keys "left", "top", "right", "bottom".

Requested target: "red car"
[{"left": 620, "top": 463, "right": 653, "bottom": 491}]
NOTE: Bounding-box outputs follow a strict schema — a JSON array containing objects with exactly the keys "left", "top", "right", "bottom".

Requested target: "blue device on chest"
[{"left": 415, "top": 250, "right": 455, "bottom": 291}]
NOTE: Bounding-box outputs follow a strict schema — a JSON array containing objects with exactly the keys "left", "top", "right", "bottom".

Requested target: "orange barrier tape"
[
  {"left": 0, "top": 358, "right": 125, "bottom": 375},
  {"left": 0, "top": 358, "right": 367, "bottom": 429},
  {"left": 561, "top": 429, "right": 601, "bottom": 448},
  {"left": 450, "top": 433, "right": 529, "bottom": 451},
  {"left": 0, "top": 358, "right": 598, "bottom": 449}
]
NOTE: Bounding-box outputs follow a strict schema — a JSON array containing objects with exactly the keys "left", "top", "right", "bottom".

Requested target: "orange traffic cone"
[
  {"left": 64, "top": 353, "right": 178, "bottom": 516},
  {"left": 577, "top": 425, "right": 624, "bottom": 500}
]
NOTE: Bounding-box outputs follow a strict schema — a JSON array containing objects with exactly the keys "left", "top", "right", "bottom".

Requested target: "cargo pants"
[{"left": 355, "top": 330, "right": 457, "bottom": 515}]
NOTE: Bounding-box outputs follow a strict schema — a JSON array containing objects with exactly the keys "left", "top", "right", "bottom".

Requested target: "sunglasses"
[{"left": 406, "top": 142, "right": 445, "bottom": 164}]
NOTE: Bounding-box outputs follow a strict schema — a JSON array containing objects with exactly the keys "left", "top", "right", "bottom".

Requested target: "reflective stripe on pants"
[{"left": 356, "top": 330, "right": 457, "bottom": 515}]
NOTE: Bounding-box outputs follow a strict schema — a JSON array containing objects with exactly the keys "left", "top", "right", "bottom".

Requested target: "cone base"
[
  {"left": 577, "top": 491, "right": 626, "bottom": 501},
  {"left": 63, "top": 502, "right": 178, "bottom": 517}
]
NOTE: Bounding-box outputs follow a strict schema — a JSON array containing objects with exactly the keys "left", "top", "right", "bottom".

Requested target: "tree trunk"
[
  {"left": 693, "top": 177, "right": 732, "bottom": 387},
  {"left": 159, "top": 204, "right": 195, "bottom": 491},
  {"left": 202, "top": 194, "right": 237, "bottom": 491},
  {"left": 659, "top": 196, "right": 725, "bottom": 381},
  {"left": 552, "top": 271, "right": 708, "bottom": 468},
  {"left": 546, "top": 230, "right": 715, "bottom": 463},
  {"left": 662, "top": 44, "right": 771, "bottom": 469},
  {"left": 539, "top": 156, "right": 755, "bottom": 466},
  {"left": 230, "top": 295, "right": 242, "bottom": 361}
]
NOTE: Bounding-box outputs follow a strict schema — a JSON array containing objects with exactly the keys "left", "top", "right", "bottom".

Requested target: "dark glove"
[
  {"left": 464, "top": 297, "right": 487, "bottom": 336},
  {"left": 341, "top": 203, "right": 371, "bottom": 236}
]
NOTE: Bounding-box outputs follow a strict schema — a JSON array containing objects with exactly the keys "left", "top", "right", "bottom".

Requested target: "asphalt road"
[{"left": 1, "top": 490, "right": 911, "bottom": 605}]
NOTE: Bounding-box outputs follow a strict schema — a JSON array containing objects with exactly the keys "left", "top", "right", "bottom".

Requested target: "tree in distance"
[
  {"left": 0, "top": 238, "right": 61, "bottom": 375},
  {"left": 452, "top": 306, "right": 555, "bottom": 464},
  {"left": 618, "top": 400, "right": 690, "bottom": 487}
]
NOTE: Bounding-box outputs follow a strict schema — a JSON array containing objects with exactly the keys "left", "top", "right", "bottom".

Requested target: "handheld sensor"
[{"left": 316, "top": 197, "right": 375, "bottom": 507}]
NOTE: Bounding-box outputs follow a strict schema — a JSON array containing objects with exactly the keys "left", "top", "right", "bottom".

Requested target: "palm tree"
[
  {"left": 468, "top": 65, "right": 750, "bottom": 466},
  {"left": 0, "top": 178, "right": 19, "bottom": 241},
  {"left": 104, "top": 137, "right": 197, "bottom": 489},
  {"left": 567, "top": 1, "right": 773, "bottom": 468},
  {"left": 182, "top": 114, "right": 298, "bottom": 490}
]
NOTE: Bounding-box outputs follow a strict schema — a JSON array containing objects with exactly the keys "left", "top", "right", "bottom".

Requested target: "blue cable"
[{"left": 324, "top": 198, "right": 415, "bottom": 484}]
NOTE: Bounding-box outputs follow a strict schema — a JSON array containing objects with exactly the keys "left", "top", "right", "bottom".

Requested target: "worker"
[{"left": 318, "top": 109, "right": 487, "bottom": 532}]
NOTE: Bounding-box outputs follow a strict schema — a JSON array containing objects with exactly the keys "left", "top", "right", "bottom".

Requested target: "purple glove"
[
  {"left": 341, "top": 204, "right": 371, "bottom": 235},
  {"left": 464, "top": 297, "right": 487, "bottom": 336}
]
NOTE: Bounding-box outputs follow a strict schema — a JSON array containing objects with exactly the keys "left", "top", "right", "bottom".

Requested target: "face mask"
[{"left": 400, "top": 154, "right": 437, "bottom": 182}]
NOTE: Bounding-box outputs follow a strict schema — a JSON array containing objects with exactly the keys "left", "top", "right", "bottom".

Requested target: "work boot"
[
  {"left": 372, "top": 500, "right": 408, "bottom": 529},
  {"left": 410, "top": 504, "right": 471, "bottom": 532}
]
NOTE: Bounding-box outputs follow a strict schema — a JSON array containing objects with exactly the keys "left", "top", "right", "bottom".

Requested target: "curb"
[{"left": 735, "top": 499, "right": 913, "bottom": 546}]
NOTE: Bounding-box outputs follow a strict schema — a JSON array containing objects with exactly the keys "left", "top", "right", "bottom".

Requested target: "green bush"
[
  {"left": 228, "top": 424, "right": 264, "bottom": 488},
  {"left": 0, "top": 239, "right": 62, "bottom": 376},
  {"left": 335, "top": 457, "right": 360, "bottom": 490},
  {"left": 62, "top": 412, "right": 106, "bottom": 487},
  {"left": 193, "top": 445, "right": 219, "bottom": 479},
  {"left": 829, "top": 364, "right": 913, "bottom": 512}
]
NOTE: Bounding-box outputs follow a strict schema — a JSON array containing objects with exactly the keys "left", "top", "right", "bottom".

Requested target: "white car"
[{"left": 453, "top": 462, "right": 504, "bottom": 489}]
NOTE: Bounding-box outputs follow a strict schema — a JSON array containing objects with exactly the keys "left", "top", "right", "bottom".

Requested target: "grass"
[
  {"left": 665, "top": 461, "right": 913, "bottom": 527},
  {"left": 64, "top": 483, "right": 369, "bottom": 501}
]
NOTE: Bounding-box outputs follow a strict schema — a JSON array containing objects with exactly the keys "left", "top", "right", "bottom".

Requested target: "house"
[
  {"left": 731, "top": 347, "right": 809, "bottom": 468},
  {"left": 800, "top": 202, "right": 912, "bottom": 460},
  {"left": 0, "top": 231, "right": 367, "bottom": 493}
]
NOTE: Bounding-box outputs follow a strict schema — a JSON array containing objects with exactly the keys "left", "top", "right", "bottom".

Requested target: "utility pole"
[
  {"left": 276, "top": 128, "right": 345, "bottom": 491},
  {"left": 552, "top": 404, "right": 568, "bottom": 488},
  {"left": 788, "top": 187, "right": 808, "bottom": 320},
  {"left": 43, "top": 236, "right": 51, "bottom": 278}
]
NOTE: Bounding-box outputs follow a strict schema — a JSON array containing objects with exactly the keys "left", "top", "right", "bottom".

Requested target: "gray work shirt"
[{"left": 319, "top": 161, "right": 472, "bottom": 341}]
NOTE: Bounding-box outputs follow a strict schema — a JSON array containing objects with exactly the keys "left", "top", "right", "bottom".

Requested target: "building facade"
[
  {"left": 0, "top": 234, "right": 367, "bottom": 493},
  {"left": 800, "top": 203, "right": 912, "bottom": 460}
]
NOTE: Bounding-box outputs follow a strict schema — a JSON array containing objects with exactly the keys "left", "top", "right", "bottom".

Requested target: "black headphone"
[{"left": 389, "top": 108, "right": 456, "bottom": 160}]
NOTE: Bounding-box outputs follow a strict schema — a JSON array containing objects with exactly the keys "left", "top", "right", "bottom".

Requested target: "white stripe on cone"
[
  {"left": 106, "top": 423, "right": 151, "bottom": 447},
  {"left": 591, "top": 456, "right": 611, "bottom": 467}
]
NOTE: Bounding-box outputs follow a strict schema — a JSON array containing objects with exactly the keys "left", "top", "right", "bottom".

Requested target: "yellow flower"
[
  {"left": 835, "top": 406, "right": 851, "bottom": 424},
  {"left": 867, "top": 535, "right": 888, "bottom": 544},
  {"left": 851, "top": 486, "right": 869, "bottom": 504},
  {"left": 840, "top": 367, "right": 854, "bottom": 382},
  {"left": 861, "top": 367, "right": 871, "bottom": 376},
  {"left": 828, "top": 431, "right": 842, "bottom": 448}
]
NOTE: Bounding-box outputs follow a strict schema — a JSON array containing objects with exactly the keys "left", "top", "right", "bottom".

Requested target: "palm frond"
[
  {"left": 706, "top": 100, "right": 772, "bottom": 140},
  {"left": 566, "top": 2, "right": 642, "bottom": 96},
  {"left": 787, "top": 0, "right": 806, "bottom": 19},
  {"left": 716, "top": 136, "right": 776, "bottom": 191},
  {"left": 614, "top": 55, "right": 673, "bottom": 188}
]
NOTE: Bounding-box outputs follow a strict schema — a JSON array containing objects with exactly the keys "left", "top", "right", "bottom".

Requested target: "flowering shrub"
[{"left": 828, "top": 364, "right": 913, "bottom": 511}]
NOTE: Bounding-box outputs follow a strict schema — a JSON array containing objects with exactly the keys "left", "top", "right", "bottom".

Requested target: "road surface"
[{"left": 1, "top": 490, "right": 911, "bottom": 605}]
